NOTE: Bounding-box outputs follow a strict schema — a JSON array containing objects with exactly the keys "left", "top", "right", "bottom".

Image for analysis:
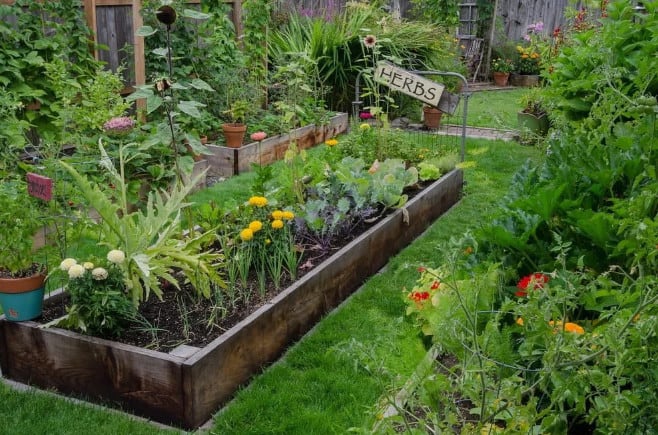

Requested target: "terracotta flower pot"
[
  {"left": 221, "top": 123, "right": 247, "bottom": 148},
  {"left": 422, "top": 106, "right": 442, "bottom": 130},
  {"left": 492, "top": 72, "right": 510, "bottom": 87}
]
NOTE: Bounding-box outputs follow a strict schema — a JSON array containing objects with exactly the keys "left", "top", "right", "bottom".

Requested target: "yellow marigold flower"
[
  {"left": 271, "top": 210, "right": 284, "bottom": 220},
  {"left": 359, "top": 123, "right": 370, "bottom": 130},
  {"left": 282, "top": 210, "right": 295, "bottom": 220},
  {"left": 521, "top": 53, "right": 529, "bottom": 59},
  {"left": 248, "top": 196, "right": 268, "bottom": 207},
  {"left": 271, "top": 219, "right": 284, "bottom": 229},
  {"left": 240, "top": 228, "right": 254, "bottom": 241},
  {"left": 249, "top": 220, "right": 263, "bottom": 232},
  {"left": 325, "top": 139, "right": 338, "bottom": 147}
]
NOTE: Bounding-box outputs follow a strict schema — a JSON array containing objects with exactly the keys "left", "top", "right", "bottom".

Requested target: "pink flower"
[
  {"left": 359, "top": 112, "right": 373, "bottom": 119},
  {"left": 251, "top": 131, "right": 267, "bottom": 141},
  {"left": 103, "top": 116, "right": 135, "bottom": 136}
]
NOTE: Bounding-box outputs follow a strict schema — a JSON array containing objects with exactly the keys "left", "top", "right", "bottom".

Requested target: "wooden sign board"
[
  {"left": 374, "top": 61, "right": 460, "bottom": 115},
  {"left": 375, "top": 61, "right": 444, "bottom": 107},
  {"left": 26, "top": 173, "right": 53, "bottom": 201}
]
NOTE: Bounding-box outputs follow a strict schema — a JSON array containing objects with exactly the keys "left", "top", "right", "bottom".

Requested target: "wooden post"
[
  {"left": 82, "top": 0, "right": 98, "bottom": 59},
  {"left": 132, "top": 0, "right": 146, "bottom": 113},
  {"left": 233, "top": 0, "right": 243, "bottom": 40}
]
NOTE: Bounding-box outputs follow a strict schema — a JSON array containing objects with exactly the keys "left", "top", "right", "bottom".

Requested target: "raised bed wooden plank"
[
  {"left": 0, "top": 168, "right": 462, "bottom": 429},
  {"left": 0, "top": 321, "right": 186, "bottom": 424}
]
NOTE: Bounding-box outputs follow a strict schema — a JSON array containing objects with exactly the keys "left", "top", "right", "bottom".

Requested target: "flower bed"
[
  {"left": 205, "top": 113, "right": 348, "bottom": 177},
  {"left": 0, "top": 169, "right": 463, "bottom": 429}
]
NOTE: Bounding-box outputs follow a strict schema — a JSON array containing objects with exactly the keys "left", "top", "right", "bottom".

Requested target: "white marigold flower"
[
  {"left": 83, "top": 262, "right": 94, "bottom": 270},
  {"left": 107, "top": 249, "right": 125, "bottom": 264},
  {"left": 68, "top": 264, "right": 86, "bottom": 279},
  {"left": 59, "top": 258, "right": 77, "bottom": 271},
  {"left": 92, "top": 267, "right": 108, "bottom": 281}
]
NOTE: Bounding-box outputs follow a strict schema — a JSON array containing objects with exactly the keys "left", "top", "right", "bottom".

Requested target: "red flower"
[
  {"left": 359, "top": 111, "right": 373, "bottom": 119},
  {"left": 417, "top": 266, "right": 426, "bottom": 273},
  {"left": 430, "top": 281, "right": 439, "bottom": 290},
  {"left": 409, "top": 291, "right": 430, "bottom": 302},
  {"left": 515, "top": 273, "right": 550, "bottom": 297}
]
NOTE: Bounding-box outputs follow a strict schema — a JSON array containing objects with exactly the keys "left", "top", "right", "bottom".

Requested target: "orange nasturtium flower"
[{"left": 549, "top": 320, "right": 585, "bottom": 335}]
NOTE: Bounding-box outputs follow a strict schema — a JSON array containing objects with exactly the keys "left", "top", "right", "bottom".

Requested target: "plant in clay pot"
[
  {"left": 0, "top": 178, "right": 49, "bottom": 321},
  {"left": 221, "top": 99, "right": 253, "bottom": 148}
]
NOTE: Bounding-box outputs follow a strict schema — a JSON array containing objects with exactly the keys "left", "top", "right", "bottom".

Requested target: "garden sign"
[{"left": 374, "top": 61, "right": 459, "bottom": 114}]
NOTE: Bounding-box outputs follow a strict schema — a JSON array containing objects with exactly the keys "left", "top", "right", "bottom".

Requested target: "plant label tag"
[
  {"left": 375, "top": 61, "right": 444, "bottom": 107},
  {"left": 26, "top": 173, "right": 53, "bottom": 201}
]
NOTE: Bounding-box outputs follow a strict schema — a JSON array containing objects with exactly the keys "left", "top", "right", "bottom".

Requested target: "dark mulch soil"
[{"left": 39, "top": 244, "right": 338, "bottom": 353}]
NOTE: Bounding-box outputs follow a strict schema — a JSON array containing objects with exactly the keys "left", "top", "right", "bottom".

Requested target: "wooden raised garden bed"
[
  {"left": 0, "top": 168, "right": 463, "bottom": 429},
  {"left": 205, "top": 112, "right": 348, "bottom": 178}
]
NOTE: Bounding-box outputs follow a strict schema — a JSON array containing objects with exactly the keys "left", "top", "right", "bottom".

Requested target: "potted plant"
[
  {"left": 0, "top": 178, "right": 48, "bottom": 321},
  {"left": 517, "top": 88, "right": 549, "bottom": 137},
  {"left": 221, "top": 99, "right": 252, "bottom": 148},
  {"left": 491, "top": 57, "right": 514, "bottom": 86}
]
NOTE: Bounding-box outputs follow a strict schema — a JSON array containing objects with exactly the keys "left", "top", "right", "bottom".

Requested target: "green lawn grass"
[
  {"left": 444, "top": 88, "right": 528, "bottom": 130},
  {"left": 0, "top": 134, "right": 541, "bottom": 435}
]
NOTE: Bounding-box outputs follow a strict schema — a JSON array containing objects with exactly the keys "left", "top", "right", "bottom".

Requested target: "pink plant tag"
[{"left": 26, "top": 173, "right": 53, "bottom": 201}]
